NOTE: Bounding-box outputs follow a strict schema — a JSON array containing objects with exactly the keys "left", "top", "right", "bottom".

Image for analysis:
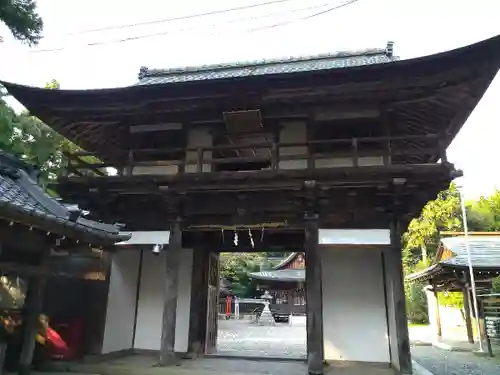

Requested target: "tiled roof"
[
  {"left": 440, "top": 236, "right": 500, "bottom": 268},
  {"left": 249, "top": 269, "right": 305, "bottom": 282},
  {"left": 0, "top": 151, "right": 130, "bottom": 246},
  {"left": 136, "top": 42, "right": 397, "bottom": 85},
  {"left": 406, "top": 236, "right": 500, "bottom": 282}
]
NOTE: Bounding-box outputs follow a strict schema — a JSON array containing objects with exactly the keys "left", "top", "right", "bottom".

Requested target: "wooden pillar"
[
  {"left": 386, "top": 218, "right": 412, "bottom": 374},
  {"left": 18, "top": 246, "right": 51, "bottom": 375},
  {"left": 462, "top": 286, "right": 474, "bottom": 344},
  {"left": 433, "top": 288, "right": 442, "bottom": 339},
  {"left": 304, "top": 213, "right": 324, "bottom": 375},
  {"left": 159, "top": 220, "right": 182, "bottom": 366},
  {"left": 188, "top": 248, "right": 210, "bottom": 355}
]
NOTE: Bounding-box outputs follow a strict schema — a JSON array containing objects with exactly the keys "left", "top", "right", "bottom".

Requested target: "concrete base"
[
  {"left": 410, "top": 341, "right": 432, "bottom": 347},
  {"left": 412, "top": 360, "right": 435, "bottom": 375},
  {"left": 432, "top": 341, "right": 474, "bottom": 352},
  {"left": 52, "top": 354, "right": 396, "bottom": 375}
]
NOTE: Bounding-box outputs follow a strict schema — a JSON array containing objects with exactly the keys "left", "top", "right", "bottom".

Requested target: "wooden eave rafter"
[{"left": 2, "top": 34, "right": 500, "bottom": 163}]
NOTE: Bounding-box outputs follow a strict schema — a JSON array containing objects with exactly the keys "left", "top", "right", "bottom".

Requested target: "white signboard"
[
  {"left": 319, "top": 229, "right": 390, "bottom": 245},
  {"left": 116, "top": 231, "right": 170, "bottom": 245}
]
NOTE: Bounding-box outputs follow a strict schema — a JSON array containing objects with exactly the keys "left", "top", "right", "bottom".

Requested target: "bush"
[
  {"left": 405, "top": 282, "right": 429, "bottom": 324},
  {"left": 492, "top": 276, "right": 500, "bottom": 293}
]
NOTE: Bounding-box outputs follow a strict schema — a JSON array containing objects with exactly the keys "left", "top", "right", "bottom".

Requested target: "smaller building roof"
[
  {"left": 439, "top": 236, "right": 500, "bottom": 268},
  {"left": 406, "top": 236, "right": 500, "bottom": 282},
  {"left": 249, "top": 269, "right": 305, "bottom": 282},
  {"left": 0, "top": 151, "right": 129, "bottom": 246},
  {"left": 273, "top": 252, "right": 301, "bottom": 270},
  {"left": 136, "top": 42, "right": 397, "bottom": 85}
]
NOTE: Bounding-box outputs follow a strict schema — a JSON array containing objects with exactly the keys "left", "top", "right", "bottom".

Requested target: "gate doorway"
[{"left": 214, "top": 251, "right": 307, "bottom": 359}]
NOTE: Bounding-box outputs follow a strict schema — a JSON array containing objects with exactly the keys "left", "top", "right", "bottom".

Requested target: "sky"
[{"left": 0, "top": 0, "right": 499, "bottom": 199}]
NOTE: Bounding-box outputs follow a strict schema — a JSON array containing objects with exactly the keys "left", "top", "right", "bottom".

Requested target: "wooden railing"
[
  {"left": 479, "top": 293, "right": 500, "bottom": 356},
  {"left": 63, "top": 134, "right": 446, "bottom": 177}
]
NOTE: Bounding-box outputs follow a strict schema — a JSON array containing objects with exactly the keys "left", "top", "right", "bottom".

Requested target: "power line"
[
  {"left": 28, "top": 1, "right": 350, "bottom": 53},
  {"left": 249, "top": 0, "right": 359, "bottom": 32},
  {"left": 67, "top": 0, "right": 300, "bottom": 35}
]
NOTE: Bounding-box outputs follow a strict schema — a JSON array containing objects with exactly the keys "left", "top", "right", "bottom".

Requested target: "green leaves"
[
  {"left": 0, "top": 0, "right": 43, "bottom": 46},
  {"left": 437, "top": 291, "right": 464, "bottom": 309},
  {"left": 405, "top": 282, "right": 428, "bottom": 324},
  {"left": 403, "top": 184, "right": 462, "bottom": 272},
  {"left": 492, "top": 276, "right": 500, "bottom": 293},
  {"left": 0, "top": 80, "right": 101, "bottom": 187},
  {"left": 220, "top": 253, "right": 262, "bottom": 298},
  {"left": 403, "top": 185, "right": 500, "bottom": 275}
]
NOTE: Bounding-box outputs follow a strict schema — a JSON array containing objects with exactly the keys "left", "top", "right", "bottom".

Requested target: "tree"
[
  {"left": 220, "top": 253, "right": 262, "bottom": 298},
  {"left": 405, "top": 282, "right": 428, "bottom": 324},
  {"left": 0, "top": 0, "right": 43, "bottom": 45},
  {"left": 1, "top": 80, "right": 105, "bottom": 187},
  {"left": 467, "top": 190, "right": 500, "bottom": 231},
  {"left": 492, "top": 276, "right": 500, "bottom": 293},
  {"left": 403, "top": 184, "right": 462, "bottom": 272}
]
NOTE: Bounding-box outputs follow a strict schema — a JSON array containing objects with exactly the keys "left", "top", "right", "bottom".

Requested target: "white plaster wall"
[
  {"left": 315, "top": 156, "right": 384, "bottom": 168},
  {"left": 117, "top": 231, "right": 170, "bottom": 245},
  {"left": 384, "top": 256, "right": 399, "bottom": 365},
  {"left": 321, "top": 248, "right": 390, "bottom": 363},
  {"left": 185, "top": 128, "right": 212, "bottom": 173},
  {"left": 102, "top": 250, "right": 141, "bottom": 354},
  {"left": 279, "top": 121, "right": 307, "bottom": 170},
  {"left": 319, "top": 229, "right": 390, "bottom": 245},
  {"left": 132, "top": 165, "right": 179, "bottom": 176},
  {"left": 133, "top": 249, "right": 193, "bottom": 352}
]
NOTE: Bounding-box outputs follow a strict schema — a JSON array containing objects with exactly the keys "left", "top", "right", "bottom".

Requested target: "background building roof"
[
  {"left": 440, "top": 236, "right": 500, "bottom": 268},
  {"left": 406, "top": 235, "right": 500, "bottom": 282},
  {"left": 249, "top": 269, "right": 305, "bottom": 282}
]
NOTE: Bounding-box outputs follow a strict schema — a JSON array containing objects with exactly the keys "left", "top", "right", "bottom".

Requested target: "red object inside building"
[
  {"left": 226, "top": 296, "right": 232, "bottom": 318},
  {"left": 48, "top": 319, "right": 84, "bottom": 360}
]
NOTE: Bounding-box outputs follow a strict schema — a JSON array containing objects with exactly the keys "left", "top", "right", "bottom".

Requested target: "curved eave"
[
  {"left": 274, "top": 252, "right": 299, "bottom": 270},
  {"left": 406, "top": 264, "right": 442, "bottom": 283},
  {"left": 2, "top": 34, "right": 500, "bottom": 159},
  {"left": 0, "top": 201, "right": 130, "bottom": 247}
]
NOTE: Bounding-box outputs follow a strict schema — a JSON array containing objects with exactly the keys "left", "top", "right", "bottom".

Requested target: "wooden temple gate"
[{"left": 3, "top": 35, "right": 500, "bottom": 375}]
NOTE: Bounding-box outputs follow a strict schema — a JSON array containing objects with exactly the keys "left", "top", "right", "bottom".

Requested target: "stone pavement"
[
  {"left": 412, "top": 346, "right": 500, "bottom": 375},
  {"left": 409, "top": 325, "right": 469, "bottom": 347},
  {"left": 52, "top": 354, "right": 394, "bottom": 375},
  {"left": 216, "top": 315, "right": 307, "bottom": 359}
]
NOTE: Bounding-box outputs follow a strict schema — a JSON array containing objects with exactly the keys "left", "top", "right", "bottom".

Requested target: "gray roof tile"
[
  {"left": 249, "top": 269, "right": 305, "bottom": 282},
  {"left": 0, "top": 151, "right": 129, "bottom": 245},
  {"left": 440, "top": 236, "right": 500, "bottom": 268},
  {"left": 136, "top": 43, "right": 398, "bottom": 85}
]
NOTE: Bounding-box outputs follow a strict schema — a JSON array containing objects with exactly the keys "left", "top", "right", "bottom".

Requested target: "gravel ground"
[
  {"left": 412, "top": 346, "right": 500, "bottom": 375},
  {"left": 216, "top": 316, "right": 307, "bottom": 359}
]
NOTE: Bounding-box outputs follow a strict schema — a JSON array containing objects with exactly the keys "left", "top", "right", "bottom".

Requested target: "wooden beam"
[
  {"left": 386, "top": 218, "right": 412, "bottom": 374},
  {"left": 462, "top": 286, "right": 474, "bottom": 344},
  {"left": 0, "top": 262, "right": 47, "bottom": 277},
  {"left": 188, "top": 248, "right": 210, "bottom": 355},
  {"left": 433, "top": 287, "right": 442, "bottom": 339},
  {"left": 0, "top": 222, "right": 50, "bottom": 252},
  {"left": 304, "top": 211, "right": 324, "bottom": 375},
  {"left": 57, "top": 162, "right": 456, "bottom": 189},
  {"left": 159, "top": 219, "right": 181, "bottom": 365},
  {"left": 18, "top": 246, "right": 51, "bottom": 375}
]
